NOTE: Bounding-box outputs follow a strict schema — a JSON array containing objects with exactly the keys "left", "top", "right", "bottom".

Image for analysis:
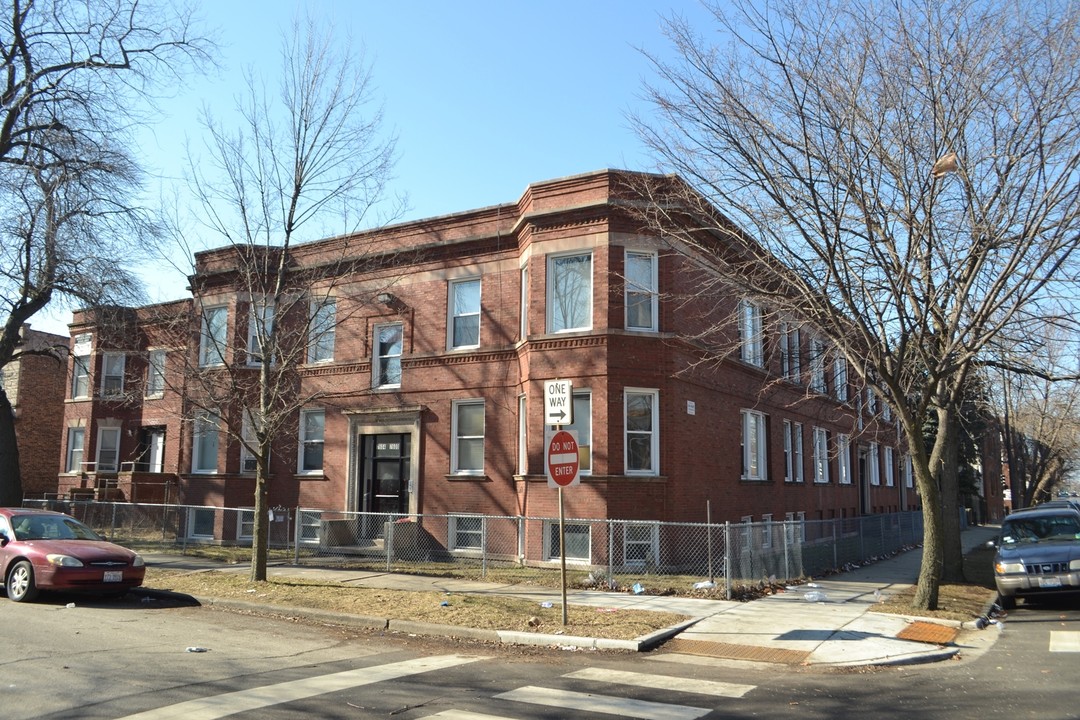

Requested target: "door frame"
[{"left": 345, "top": 407, "right": 422, "bottom": 516}]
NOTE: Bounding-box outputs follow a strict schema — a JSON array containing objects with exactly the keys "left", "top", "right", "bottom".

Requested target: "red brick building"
[
  {"left": 56, "top": 170, "right": 1003, "bottom": 544},
  {"left": 3, "top": 325, "right": 67, "bottom": 499}
]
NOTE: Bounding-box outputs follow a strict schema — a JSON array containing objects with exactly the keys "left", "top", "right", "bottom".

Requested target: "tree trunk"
[
  {"left": 250, "top": 468, "right": 269, "bottom": 582},
  {"left": 937, "top": 413, "right": 965, "bottom": 582},
  {"left": 912, "top": 475, "right": 943, "bottom": 610},
  {"left": 0, "top": 387, "right": 22, "bottom": 506}
]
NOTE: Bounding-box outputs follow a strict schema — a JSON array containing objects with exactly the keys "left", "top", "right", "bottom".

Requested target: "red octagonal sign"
[{"left": 547, "top": 430, "right": 580, "bottom": 488}]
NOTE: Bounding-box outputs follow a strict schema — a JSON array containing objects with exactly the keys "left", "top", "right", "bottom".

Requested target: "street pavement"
[{"left": 139, "top": 524, "right": 1004, "bottom": 668}]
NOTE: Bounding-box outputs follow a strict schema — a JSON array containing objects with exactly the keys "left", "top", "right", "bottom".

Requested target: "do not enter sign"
[{"left": 546, "top": 430, "right": 580, "bottom": 488}]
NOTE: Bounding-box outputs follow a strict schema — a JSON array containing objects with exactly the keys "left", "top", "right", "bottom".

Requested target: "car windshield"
[
  {"left": 1000, "top": 515, "right": 1080, "bottom": 544},
  {"left": 11, "top": 515, "right": 101, "bottom": 541}
]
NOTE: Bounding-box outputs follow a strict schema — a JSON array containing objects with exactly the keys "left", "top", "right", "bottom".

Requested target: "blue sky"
[{"left": 37, "top": 1, "right": 716, "bottom": 334}]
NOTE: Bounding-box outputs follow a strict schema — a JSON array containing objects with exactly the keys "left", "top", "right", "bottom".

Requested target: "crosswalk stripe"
[
  {"left": 564, "top": 667, "right": 755, "bottom": 698},
  {"left": 1049, "top": 631, "right": 1080, "bottom": 652},
  {"left": 420, "top": 712, "right": 516, "bottom": 719},
  {"left": 494, "top": 685, "right": 711, "bottom": 720},
  {"left": 114, "top": 654, "right": 488, "bottom": 720}
]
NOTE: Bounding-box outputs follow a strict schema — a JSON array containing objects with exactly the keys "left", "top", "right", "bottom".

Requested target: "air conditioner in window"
[{"left": 242, "top": 456, "right": 258, "bottom": 473}]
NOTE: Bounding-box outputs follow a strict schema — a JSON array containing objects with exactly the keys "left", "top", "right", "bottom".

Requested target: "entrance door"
[
  {"left": 138, "top": 428, "right": 165, "bottom": 472},
  {"left": 147, "top": 430, "right": 164, "bottom": 473},
  {"left": 360, "top": 434, "right": 410, "bottom": 515}
]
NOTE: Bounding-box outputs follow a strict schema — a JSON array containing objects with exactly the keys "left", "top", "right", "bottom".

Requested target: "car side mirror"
[
  {"left": 985, "top": 539, "right": 998, "bottom": 550},
  {"left": 0, "top": 530, "right": 8, "bottom": 547}
]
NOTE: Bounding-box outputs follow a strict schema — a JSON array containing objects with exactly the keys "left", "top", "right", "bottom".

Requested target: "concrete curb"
[{"left": 142, "top": 589, "right": 691, "bottom": 652}]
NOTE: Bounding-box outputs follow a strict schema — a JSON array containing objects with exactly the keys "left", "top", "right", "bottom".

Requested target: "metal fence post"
[
  {"left": 293, "top": 507, "right": 301, "bottom": 565},
  {"left": 481, "top": 515, "right": 488, "bottom": 580},
  {"left": 832, "top": 519, "right": 838, "bottom": 569},
  {"left": 724, "top": 521, "right": 732, "bottom": 600},
  {"left": 386, "top": 517, "right": 393, "bottom": 572},
  {"left": 607, "top": 519, "right": 614, "bottom": 585}
]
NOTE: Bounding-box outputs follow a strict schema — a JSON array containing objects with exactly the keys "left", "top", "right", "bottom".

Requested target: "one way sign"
[{"left": 544, "top": 379, "right": 574, "bottom": 426}]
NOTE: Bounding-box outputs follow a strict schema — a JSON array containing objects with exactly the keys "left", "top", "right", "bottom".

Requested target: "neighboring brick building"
[
  {"left": 54, "top": 169, "right": 1003, "bottom": 549},
  {"left": 3, "top": 325, "right": 67, "bottom": 498}
]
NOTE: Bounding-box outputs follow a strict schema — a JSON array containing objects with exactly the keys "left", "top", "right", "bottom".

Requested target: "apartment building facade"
[{"left": 56, "top": 170, "right": 1005, "bottom": 547}]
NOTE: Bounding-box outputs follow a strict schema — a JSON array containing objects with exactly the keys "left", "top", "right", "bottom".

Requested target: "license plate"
[
  {"left": 103, "top": 571, "right": 123, "bottom": 583},
  {"left": 1039, "top": 576, "right": 1062, "bottom": 588}
]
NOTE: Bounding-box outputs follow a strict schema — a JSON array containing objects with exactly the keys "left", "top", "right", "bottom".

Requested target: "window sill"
[
  {"left": 445, "top": 473, "right": 491, "bottom": 482},
  {"left": 295, "top": 473, "right": 327, "bottom": 480}
]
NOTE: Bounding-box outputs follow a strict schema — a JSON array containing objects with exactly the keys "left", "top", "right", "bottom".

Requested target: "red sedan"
[{"left": 0, "top": 508, "right": 145, "bottom": 602}]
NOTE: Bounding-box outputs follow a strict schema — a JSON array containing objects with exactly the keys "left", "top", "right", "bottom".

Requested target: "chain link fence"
[{"left": 23, "top": 499, "right": 923, "bottom": 598}]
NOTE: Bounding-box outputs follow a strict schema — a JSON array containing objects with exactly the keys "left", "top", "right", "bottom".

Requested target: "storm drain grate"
[
  {"left": 663, "top": 638, "right": 812, "bottom": 665},
  {"left": 896, "top": 621, "right": 958, "bottom": 645}
]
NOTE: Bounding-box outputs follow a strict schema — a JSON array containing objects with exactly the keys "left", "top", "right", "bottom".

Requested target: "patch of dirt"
[{"left": 145, "top": 569, "right": 689, "bottom": 641}]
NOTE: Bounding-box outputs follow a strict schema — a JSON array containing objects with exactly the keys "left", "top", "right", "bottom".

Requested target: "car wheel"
[
  {"left": 998, "top": 593, "right": 1016, "bottom": 611},
  {"left": 7, "top": 560, "right": 39, "bottom": 602}
]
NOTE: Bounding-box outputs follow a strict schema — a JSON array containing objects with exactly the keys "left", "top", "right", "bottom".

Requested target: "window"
[
  {"left": 299, "top": 409, "right": 325, "bottom": 474},
  {"left": 240, "top": 411, "right": 258, "bottom": 474},
  {"left": 517, "top": 395, "right": 528, "bottom": 475},
  {"left": 810, "top": 337, "right": 827, "bottom": 393},
  {"left": 519, "top": 264, "right": 529, "bottom": 340},
  {"left": 566, "top": 391, "right": 592, "bottom": 474},
  {"left": 868, "top": 443, "right": 881, "bottom": 486},
  {"left": 785, "top": 511, "right": 807, "bottom": 543},
  {"left": 741, "top": 409, "right": 767, "bottom": 481},
  {"left": 762, "top": 514, "right": 773, "bottom": 549},
  {"left": 546, "top": 520, "right": 590, "bottom": 562},
  {"left": 623, "top": 523, "right": 658, "bottom": 566},
  {"left": 374, "top": 322, "right": 403, "bottom": 388},
  {"left": 449, "top": 278, "right": 481, "bottom": 349},
  {"left": 625, "top": 389, "right": 659, "bottom": 475},
  {"left": 625, "top": 251, "right": 657, "bottom": 331},
  {"left": 192, "top": 411, "right": 220, "bottom": 474},
  {"left": 96, "top": 426, "right": 121, "bottom": 472},
  {"left": 784, "top": 420, "right": 804, "bottom": 483},
  {"left": 450, "top": 514, "right": 483, "bottom": 551},
  {"left": 884, "top": 446, "right": 895, "bottom": 487},
  {"left": 866, "top": 387, "right": 877, "bottom": 415},
  {"left": 65, "top": 428, "right": 85, "bottom": 473},
  {"left": 308, "top": 297, "right": 336, "bottom": 363},
  {"left": 247, "top": 300, "right": 274, "bottom": 364},
  {"left": 882, "top": 401, "right": 892, "bottom": 422},
  {"left": 833, "top": 357, "right": 848, "bottom": 401},
  {"left": 101, "top": 353, "right": 125, "bottom": 396},
  {"left": 71, "top": 354, "right": 90, "bottom": 399},
  {"left": 547, "top": 252, "right": 592, "bottom": 332},
  {"left": 739, "top": 299, "right": 763, "bottom": 366},
  {"left": 813, "top": 427, "right": 830, "bottom": 484},
  {"left": 451, "top": 399, "right": 485, "bottom": 474},
  {"left": 238, "top": 510, "right": 255, "bottom": 541},
  {"left": 187, "top": 508, "right": 215, "bottom": 540},
  {"left": 837, "top": 434, "right": 852, "bottom": 485},
  {"left": 199, "top": 307, "right": 227, "bottom": 367},
  {"left": 144, "top": 350, "right": 166, "bottom": 397},
  {"left": 780, "top": 322, "right": 801, "bottom": 382},
  {"left": 903, "top": 453, "right": 914, "bottom": 488}
]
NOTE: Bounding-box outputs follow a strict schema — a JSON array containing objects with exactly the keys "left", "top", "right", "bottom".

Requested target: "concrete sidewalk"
[{"left": 140, "top": 524, "right": 1004, "bottom": 667}]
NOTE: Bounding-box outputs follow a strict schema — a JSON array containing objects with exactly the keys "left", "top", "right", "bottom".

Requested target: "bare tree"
[
  {"left": 168, "top": 15, "right": 399, "bottom": 581},
  {"left": 994, "top": 333, "right": 1080, "bottom": 508},
  {"left": 632, "top": 0, "right": 1080, "bottom": 609},
  {"left": 0, "top": 0, "right": 210, "bottom": 505}
]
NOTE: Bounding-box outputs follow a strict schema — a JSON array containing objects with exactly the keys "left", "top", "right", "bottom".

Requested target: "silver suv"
[{"left": 991, "top": 507, "right": 1080, "bottom": 609}]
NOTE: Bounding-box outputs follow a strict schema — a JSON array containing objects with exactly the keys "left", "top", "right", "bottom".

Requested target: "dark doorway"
[{"left": 360, "top": 433, "right": 410, "bottom": 515}]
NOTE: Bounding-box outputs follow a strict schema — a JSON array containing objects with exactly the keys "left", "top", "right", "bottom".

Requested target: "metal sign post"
[{"left": 546, "top": 427, "right": 579, "bottom": 625}]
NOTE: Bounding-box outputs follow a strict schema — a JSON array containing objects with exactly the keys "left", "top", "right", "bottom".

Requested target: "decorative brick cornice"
[{"left": 528, "top": 335, "right": 608, "bottom": 352}]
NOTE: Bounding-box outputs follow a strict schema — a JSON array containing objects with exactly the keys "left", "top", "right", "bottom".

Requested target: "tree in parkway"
[
  {"left": 0, "top": 0, "right": 210, "bottom": 506},
  {"left": 633, "top": 0, "right": 1080, "bottom": 609},
  {"left": 168, "top": 16, "right": 399, "bottom": 582}
]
